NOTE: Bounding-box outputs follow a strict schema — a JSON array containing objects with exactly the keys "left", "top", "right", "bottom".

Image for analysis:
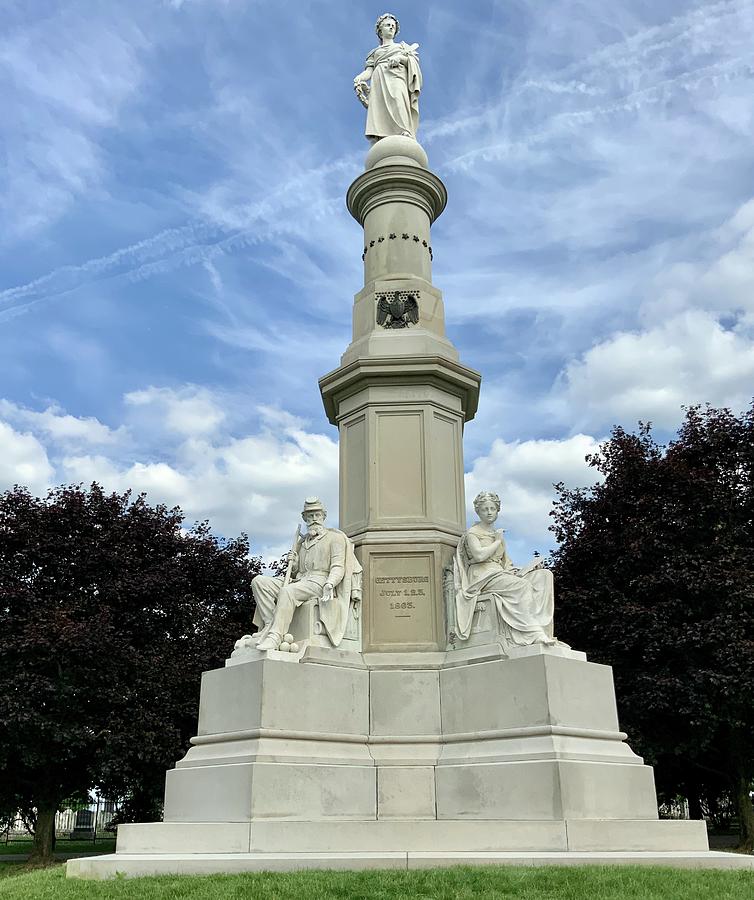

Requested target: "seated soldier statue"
[{"left": 252, "top": 497, "right": 361, "bottom": 651}]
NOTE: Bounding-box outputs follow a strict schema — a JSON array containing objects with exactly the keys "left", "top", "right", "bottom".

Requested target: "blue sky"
[{"left": 2, "top": 0, "right": 753, "bottom": 562}]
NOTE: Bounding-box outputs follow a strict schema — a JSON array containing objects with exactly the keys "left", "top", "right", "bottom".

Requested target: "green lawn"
[{"left": 0, "top": 863, "right": 752, "bottom": 899}]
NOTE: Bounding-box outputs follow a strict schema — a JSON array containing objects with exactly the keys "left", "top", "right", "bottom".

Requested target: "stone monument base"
[
  {"left": 67, "top": 826, "right": 751, "bottom": 878},
  {"left": 67, "top": 646, "right": 752, "bottom": 878}
]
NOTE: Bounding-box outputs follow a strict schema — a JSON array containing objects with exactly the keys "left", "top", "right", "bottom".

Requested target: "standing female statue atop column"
[
  {"left": 353, "top": 13, "right": 422, "bottom": 142},
  {"left": 454, "top": 491, "right": 560, "bottom": 651}
]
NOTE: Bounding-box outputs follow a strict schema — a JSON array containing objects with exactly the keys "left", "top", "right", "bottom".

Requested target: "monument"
[{"left": 68, "top": 14, "right": 752, "bottom": 877}]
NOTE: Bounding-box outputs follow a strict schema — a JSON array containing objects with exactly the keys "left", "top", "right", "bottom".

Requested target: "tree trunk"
[
  {"left": 734, "top": 772, "right": 754, "bottom": 853},
  {"left": 28, "top": 803, "right": 57, "bottom": 866}
]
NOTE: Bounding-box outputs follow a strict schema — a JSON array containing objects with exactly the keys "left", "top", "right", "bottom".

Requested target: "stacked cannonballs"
[{"left": 233, "top": 633, "right": 300, "bottom": 653}]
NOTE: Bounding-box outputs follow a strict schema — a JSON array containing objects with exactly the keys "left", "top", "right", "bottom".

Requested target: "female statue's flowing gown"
[
  {"left": 364, "top": 42, "right": 422, "bottom": 140},
  {"left": 454, "top": 525, "right": 555, "bottom": 648}
]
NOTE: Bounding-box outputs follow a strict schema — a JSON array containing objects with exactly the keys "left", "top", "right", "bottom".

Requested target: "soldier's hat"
[{"left": 301, "top": 496, "right": 327, "bottom": 517}]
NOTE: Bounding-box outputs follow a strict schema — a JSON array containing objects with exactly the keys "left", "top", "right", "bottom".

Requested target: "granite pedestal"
[{"left": 67, "top": 644, "right": 751, "bottom": 878}]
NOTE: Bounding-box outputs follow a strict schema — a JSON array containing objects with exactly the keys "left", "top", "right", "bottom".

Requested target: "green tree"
[
  {"left": 550, "top": 404, "right": 754, "bottom": 851},
  {"left": 0, "top": 483, "right": 260, "bottom": 864}
]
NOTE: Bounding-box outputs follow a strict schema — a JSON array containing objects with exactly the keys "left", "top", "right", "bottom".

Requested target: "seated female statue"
[{"left": 454, "top": 491, "right": 558, "bottom": 651}]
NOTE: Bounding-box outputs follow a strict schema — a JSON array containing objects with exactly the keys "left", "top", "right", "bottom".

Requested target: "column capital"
[{"left": 347, "top": 164, "right": 447, "bottom": 227}]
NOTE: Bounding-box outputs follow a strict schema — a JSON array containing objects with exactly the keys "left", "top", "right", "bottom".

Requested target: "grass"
[
  {"left": 0, "top": 863, "right": 752, "bottom": 899},
  {"left": 0, "top": 839, "right": 115, "bottom": 856}
]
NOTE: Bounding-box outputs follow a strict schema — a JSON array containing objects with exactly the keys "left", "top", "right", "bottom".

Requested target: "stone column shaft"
[{"left": 320, "top": 136, "right": 480, "bottom": 653}]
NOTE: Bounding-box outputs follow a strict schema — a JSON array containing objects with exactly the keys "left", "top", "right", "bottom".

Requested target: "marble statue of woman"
[
  {"left": 454, "top": 491, "right": 558, "bottom": 650},
  {"left": 353, "top": 13, "right": 422, "bottom": 142}
]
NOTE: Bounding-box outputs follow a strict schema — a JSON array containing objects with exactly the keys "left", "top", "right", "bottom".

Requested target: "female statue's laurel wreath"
[{"left": 353, "top": 13, "right": 422, "bottom": 141}]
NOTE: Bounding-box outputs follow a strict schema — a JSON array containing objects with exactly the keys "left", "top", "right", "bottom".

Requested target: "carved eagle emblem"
[{"left": 376, "top": 292, "right": 419, "bottom": 329}]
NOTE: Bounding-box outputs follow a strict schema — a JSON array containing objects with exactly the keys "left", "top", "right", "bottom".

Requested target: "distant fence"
[{"left": 3, "top": 800, "right": 120, "bottom": 843}]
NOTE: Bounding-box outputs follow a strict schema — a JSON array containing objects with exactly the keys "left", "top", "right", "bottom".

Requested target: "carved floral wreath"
[{"left": 355, "top": 81, "right": 370, "bottom": 109}]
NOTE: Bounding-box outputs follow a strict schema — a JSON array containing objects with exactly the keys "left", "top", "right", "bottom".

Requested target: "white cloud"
[
  {"left": 0, "top": 400, "right": 122, "bottom": 446},
  {"left": 0, "top": 422, "right": 55, "bottom": 496},
  {"left": 465, "top": 434, "right": 602, "bottom": 559},
  {"left": 558, "top": 311, "right": 754, "bottom": 432},
  {"left": 0, "top": 386, "right": 600, "bottom": 562},
  {"left": 125, "top": 386, "right": 226, "bottom": 437},
  {"left": 645, "top": 196, "right": 754, "bottom": 324},
  {"left": 0, "top": 391, "right": 608, "bottom": 562},
  {"left": 552, "top": 197, "right": 754, "bottom": 433},
  {"left": 0, "top": 388, "right": 338, "bottom": 557},
  {"left": 60, "top": 415, "right": 338, "bottom": 555}
]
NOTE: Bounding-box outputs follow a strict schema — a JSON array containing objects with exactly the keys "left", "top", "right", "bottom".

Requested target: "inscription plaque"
[{"left": 369, "top": 553, "right": 435, "bottom": 648}]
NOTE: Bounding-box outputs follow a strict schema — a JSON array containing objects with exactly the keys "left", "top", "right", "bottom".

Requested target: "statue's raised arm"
[{"left": 353, "top": 13, "right": 422, "bottom": 142}]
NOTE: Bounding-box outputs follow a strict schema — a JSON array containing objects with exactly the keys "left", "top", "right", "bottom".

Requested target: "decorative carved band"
[{"left": 362, "top": 234, "right": 433, "bottom": 261}]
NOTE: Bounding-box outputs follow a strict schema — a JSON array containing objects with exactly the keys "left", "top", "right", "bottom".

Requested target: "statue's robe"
[
  {"left": 364, "top": 42, "right": 421, "bottom": 140},
  {"left": 454, "top": 525, "right": 554, "bottom": 647}
]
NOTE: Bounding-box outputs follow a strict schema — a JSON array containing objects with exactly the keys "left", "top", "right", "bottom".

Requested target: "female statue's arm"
[
  {"left": 500, "top": 538, "right": 520, "bottom": 573},
  {"left": 388, "top": 53, "right": 409, "bottom": 69},
  {"left": 354, "top": 65, "right": 374, "bottom": 85},
  {"left": 466, "top": 532, "right": 504, "bottom": 563}
]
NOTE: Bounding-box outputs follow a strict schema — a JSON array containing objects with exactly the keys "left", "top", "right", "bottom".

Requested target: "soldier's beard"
[{"left": 307, "top": 523, "right": 325, "bottom": 536}]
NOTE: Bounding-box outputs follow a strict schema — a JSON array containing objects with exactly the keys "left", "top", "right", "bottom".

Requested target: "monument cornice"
[
  {"left": 319, "top": 354, "right": 481, "bottom": 426},
  {"left": 347, "top": 164, "right": 448, "bottom": 225}
]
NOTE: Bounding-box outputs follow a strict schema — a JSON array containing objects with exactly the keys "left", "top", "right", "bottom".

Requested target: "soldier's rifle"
[{"left": 282, "top": 524, "right": 302, "bottom": 589}]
